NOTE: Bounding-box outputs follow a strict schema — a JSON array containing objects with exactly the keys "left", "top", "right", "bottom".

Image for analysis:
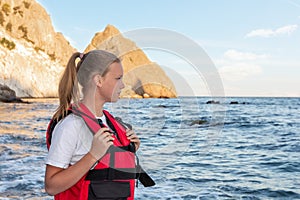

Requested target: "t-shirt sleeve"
[{"left": 45, "top": 116, "right": 79, "bottom": 169}]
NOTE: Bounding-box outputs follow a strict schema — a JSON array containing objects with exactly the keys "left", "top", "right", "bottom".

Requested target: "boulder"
[{"left": 0, "top": 83, "right": 28, "bottom": 103}]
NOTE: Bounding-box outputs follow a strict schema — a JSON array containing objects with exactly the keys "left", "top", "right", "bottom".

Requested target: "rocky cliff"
[
  {"left": 0, "top": 0, "right": 176, "bottom": 99},
  {"left": 0, "top": 0, "right": 75, "bottom": 97},
  {"left": 85, "top": 25, "right": 177, "bottom": 98}
]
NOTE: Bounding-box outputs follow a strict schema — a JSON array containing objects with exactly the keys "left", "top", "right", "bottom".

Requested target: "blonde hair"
[{"left": 53, "top": 50, "right": 120, "bottom": 120}]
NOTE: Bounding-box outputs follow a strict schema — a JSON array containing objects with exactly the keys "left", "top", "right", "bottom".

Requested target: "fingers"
[
  {"left": 126, "top": 129, "right": 140, "bottom": 151},
  {"left": 95, "top": 128, "right": 114, "bottom": 144},
  {"left": 101, "top": 133, "right": 115, "bottom": 144},
  {"left": 90, "top": 128, "right": 115, "bottom": 160},
  {"left": 126, "top": 129, "right": 137, "bottom": 140},
  {"left": 95, "top": 127, "right": 110, "bottom": 136}
]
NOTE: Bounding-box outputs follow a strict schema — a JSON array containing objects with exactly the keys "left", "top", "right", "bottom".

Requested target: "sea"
[{"left": 0, "top": 97, "right": 299, "bottom": 200}]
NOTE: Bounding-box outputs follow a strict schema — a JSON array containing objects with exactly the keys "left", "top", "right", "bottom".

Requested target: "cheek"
[{"left": 104, "top": 81, "right": 118, "bottom": 94}]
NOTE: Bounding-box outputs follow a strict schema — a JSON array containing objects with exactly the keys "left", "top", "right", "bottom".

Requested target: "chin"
[{"left": 110, "top": 96, "right": 119, "bottom": 102}]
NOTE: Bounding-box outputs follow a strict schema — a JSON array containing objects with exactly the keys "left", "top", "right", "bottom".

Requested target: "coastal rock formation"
[
  {"left": 0, "top": 0, "right": 74, "bottom": 65},
  {"left": 0, "top": 0, "right": 75, "bottom": 97},
  {"left": 0, "top": 0, "right": 176, "bottom": 98},
  {"left": 85, "top": 25, "right": 177, "bottom": 98}
]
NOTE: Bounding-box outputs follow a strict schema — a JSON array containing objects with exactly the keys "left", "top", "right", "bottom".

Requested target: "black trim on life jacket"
[
  {"left": 85, "top": 163, "right": 155, "bottom": 187},
  {"left": 85, "top": 168, "right": 137, "bottom": 180}
]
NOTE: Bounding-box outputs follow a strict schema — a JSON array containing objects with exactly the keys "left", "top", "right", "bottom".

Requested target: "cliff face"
[
  {"left": 0, "top": 0, "right": 176, "bottom": 99},
  {"left": 0, "top": 0, "right": 75, "bottom": 97},
  {"left": 0, "top": 0, "right": 74, "bottom": 65},
  {"left": 85, "top": 25, "right": 177, "bottom": 98}
]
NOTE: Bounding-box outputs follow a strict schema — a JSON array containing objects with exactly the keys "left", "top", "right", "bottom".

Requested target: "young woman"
[{"left": 45, "top": 50, "right": 140, "bottom": 200}]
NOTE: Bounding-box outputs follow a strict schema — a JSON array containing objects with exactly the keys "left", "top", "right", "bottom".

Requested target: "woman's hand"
[
  {"left": 126, "top": 129, "right": 140, "bottom": 151},
  {"left": 89, "top": 127, "right": 114, "bottom": 160}
]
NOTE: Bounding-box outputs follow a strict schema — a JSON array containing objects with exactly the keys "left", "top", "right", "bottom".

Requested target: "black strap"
[
  {"left": 85, "top": 168, "right": 137, "bottom": 181},
  {"left": 108, "top": 146, "right": 116, "bottom": 180},
  {"left": 85, "top": 166, "right": 155, "bottom": 187}
]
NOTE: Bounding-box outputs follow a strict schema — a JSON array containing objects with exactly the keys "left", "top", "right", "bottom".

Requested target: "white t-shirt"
[{"left": 46, "top": 113, "right": 109, "bottom": 169}]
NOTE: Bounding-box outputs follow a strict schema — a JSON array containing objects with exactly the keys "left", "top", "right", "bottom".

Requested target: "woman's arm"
[
  {"left": 45, "top": 127, "right": 114, "bottom": 195},
  {"left": 45, "top": 152, "right": 97, "bottom": 195}
]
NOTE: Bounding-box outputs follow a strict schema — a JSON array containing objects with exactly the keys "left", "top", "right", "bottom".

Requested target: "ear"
[{"left": 93, "top": 74, "right": 103, "bottom": 87}]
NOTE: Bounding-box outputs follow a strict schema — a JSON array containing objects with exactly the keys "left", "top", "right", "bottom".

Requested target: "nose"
[{"left": 120, "top": 79, "right": 125, "bottom": 89}]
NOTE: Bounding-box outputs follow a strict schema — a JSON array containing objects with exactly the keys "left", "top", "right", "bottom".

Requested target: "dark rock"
[
  {"left": 0, "top": 84, "right": 16, "bottom": 99},
  {"left": 156, "top": 105, "right": 167, "bottom": 108},
  {"left": 229, "top": 101, "right": 248, "bottom": 105},
  {"left": 0, "top": 97, "right": 29, "bottom": 103},
  {"left": 190, "top": 120, "right": 208, "bottom": 126},
  {"left": 206, "top": 100, "right": 220, "bottom": 104},
  {"left": 0, "top": 84, "right": 29, "bottom": 103}
]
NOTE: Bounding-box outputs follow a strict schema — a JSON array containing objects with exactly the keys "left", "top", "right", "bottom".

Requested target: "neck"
[
  {"left": 95, "top": 102, "right": 105, "bottom": 117},
  {"left": 81, "top": 97, "right": 105, "bottom": 118}
]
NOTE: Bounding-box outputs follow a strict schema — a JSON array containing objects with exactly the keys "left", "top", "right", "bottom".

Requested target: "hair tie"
[{"left": 79, "top": 53, "right": 84, "bottom": 59}]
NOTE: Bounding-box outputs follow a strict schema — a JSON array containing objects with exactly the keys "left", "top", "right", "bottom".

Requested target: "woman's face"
[{"left": 99, "top": 62, "right": 125, "bottom": 102}]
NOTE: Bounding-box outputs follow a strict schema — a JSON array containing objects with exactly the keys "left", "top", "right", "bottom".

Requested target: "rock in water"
[
  {"left": 0, "top": 84, "right": 28, "bottom": 103},
  {"left": 206, "top": 100, "right": 220, "bottom": 104},
  {"left": 190, "top": 120, "right": 207, "bottom": 126}
]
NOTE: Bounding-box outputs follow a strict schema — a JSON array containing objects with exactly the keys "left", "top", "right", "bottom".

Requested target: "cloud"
[
  {"left": 245, "top": 24, "right": 298, "bottom": 38},
  {"left": 217, "top": 49, "right": 264, "bottom": 81},
  {"left": 219, "top": 63, "right": 262, "bottom": 81},
  {"left": 224, "top": 49, "right": 268, "bottom": 61}
]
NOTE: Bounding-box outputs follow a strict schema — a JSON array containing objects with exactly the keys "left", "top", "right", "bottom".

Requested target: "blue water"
[{"left": 0, "top": 97, "right": 299, "bottom": 199}]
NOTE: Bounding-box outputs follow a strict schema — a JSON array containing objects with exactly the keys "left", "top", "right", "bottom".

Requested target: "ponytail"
[
  {"left": 53, "top": 52, "right": 81, "bottom": 121},
  {"left": 52, "top": 50, "right": 119, "bottom": 121}
]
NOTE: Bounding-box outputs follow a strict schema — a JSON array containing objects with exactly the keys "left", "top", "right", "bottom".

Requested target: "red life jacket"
[{"left": 46, "top": 103, "right": 137, "bottom": 200}]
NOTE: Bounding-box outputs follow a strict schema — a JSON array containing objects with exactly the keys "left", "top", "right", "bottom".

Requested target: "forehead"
[{"left": 107, "top": 62, "right": 123, "bottom": 75}]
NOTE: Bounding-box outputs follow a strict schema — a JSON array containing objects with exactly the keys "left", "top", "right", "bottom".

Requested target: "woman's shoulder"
[
  {"left": 55, "top": 113, "right": 86, "bottom": 132},
  {"left": 51, "top": 113, "right": 91, "bottom": 143}
]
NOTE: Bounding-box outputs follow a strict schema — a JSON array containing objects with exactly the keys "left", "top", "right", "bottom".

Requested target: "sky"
[{"left": 37, "top": 0, "right": 300, "bottom": 97}]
